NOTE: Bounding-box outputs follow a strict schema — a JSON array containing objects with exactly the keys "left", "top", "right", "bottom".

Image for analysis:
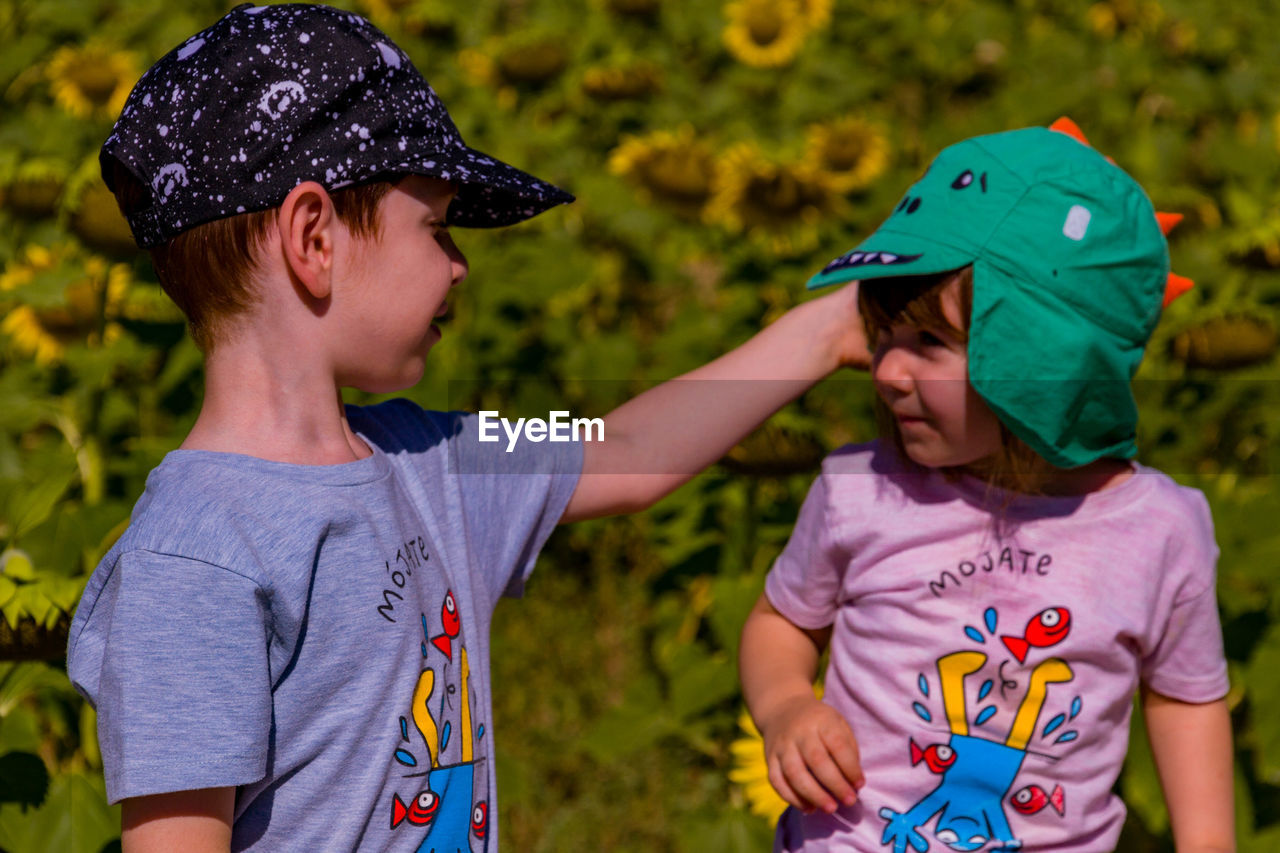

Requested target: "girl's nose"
[{"left": 872, "top": 346, "right": 915, "bottom": 397}]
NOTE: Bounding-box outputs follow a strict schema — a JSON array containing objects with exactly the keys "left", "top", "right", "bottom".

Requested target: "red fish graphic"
[
  {"left": 1001, "top": 607, "right": 1071, "bottom": 663},
  {"left": 472, "top": 801, "right": 488, "bottom": 839},
  {"left": 1010, "top": 783, "right": 1065, "bottom": 816},
  {"left": 431, "top": 590, "right": 460, "bottom": 659},
  {"left": 391, "top": 790, "right": 440, "bottom": 829},
  {"left": 909, "top": 739, "right": 956, "bottom": 774}
]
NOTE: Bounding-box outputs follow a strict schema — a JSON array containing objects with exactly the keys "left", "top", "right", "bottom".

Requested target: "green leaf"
[
  {"left": 6, "top": 471, "right": 76, "bottom": 542},
  {"left": 1245, "top": 625, "right": 1280, "bottom": 782},
  {"left": 0, "top": 771, "right": 119, "bottom": 853}
]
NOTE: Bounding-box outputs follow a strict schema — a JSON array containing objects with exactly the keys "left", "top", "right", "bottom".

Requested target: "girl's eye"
[{"left": 918, "top": 331, "right": 946, "bottom": 348}]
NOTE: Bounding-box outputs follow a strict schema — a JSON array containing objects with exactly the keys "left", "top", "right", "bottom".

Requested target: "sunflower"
[
  {"left": 356, "top": 0, "right": 455, "bottom": 37},
  {"left": 0, "top": 245, "right": 132, "bottom": 364},
  {"left": 496, "top": 36, "right": 569, "bottom": 86},
  {"left": 804, "top": 116, "right": 890, "bottom": 193},
  {"left": 46, "top": 42, "right": 139, "bottom": 120},
  {"left": 728, "top": 710, "right": 788, "bottom": 825},
  {"left": 2, "top": 158, "right": 68, "bottom": 218},
  {"left": 796, "top": 0, "right": 833, "bottom": 31},
  {"left": 70, "top": 178, "right": 138, "bottom": 257},
  {"left": 581, "top": 60, "right": 662, "bottom": 101},
  {"left": 705, "top": 142, "right": 839, "bottom": 255},
  {"left": 723, "top": 0, "right": 810, "bottom": 68},
  {"left": 728, "top": 681, "right": 824, "bottom": 825},
  {"left": 609, "top": 125, "right": 718, "bottom": 218}
]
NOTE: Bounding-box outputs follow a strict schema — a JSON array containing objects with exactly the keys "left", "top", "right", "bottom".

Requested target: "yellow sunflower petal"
[{"left": 723, "top": 0, "right": 810, "bottom": 68}]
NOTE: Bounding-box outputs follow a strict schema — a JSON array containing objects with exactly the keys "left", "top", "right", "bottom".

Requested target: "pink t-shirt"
[{"left": 765, "top": 441, "right": 1228, "bottom": 853}]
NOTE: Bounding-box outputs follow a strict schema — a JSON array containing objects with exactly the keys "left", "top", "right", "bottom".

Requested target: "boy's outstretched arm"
[
  {"left": 1141, "top": 686, "right": 1235, "bottom": 853},
  {"left": 121, "top": 787, "right": 234, "bottom": 853},
  {"left": 740, "top": 593, "right": 863, "bottom": 814},
  {"left": 561, "top": 284, "right": 866, "bottom": 522}
]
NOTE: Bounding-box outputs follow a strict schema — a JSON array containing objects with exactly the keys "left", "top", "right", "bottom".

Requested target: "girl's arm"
[
  {"left": 121, "top": 787, "right": 234, "bottom": 853},
  {"left": 1141, "top": 686, "right": 1234, "bottom": 853},
  {"left": 740, "top": 592, "right": 863, "bottom": 814}
]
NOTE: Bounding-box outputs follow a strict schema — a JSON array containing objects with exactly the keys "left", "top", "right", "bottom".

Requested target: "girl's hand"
[{"left": 759, "top": 692, "right": 865, "bottom": 814}]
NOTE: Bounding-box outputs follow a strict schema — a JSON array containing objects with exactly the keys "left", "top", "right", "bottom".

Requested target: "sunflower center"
[
  {"left": 821, "top": 135, "right": 870, "bottom": 172},
  {"left": 739, "top": 169, "right": 827, "bottom": 225},
  {"left": 642, "top": 150, "right": 713, "bottom": 201},
  {"left": 744, "top": 5, "right": 785, "bottom": 45},
  {"left": 67, "top": 59, "right": 121, "bottom": 105}
]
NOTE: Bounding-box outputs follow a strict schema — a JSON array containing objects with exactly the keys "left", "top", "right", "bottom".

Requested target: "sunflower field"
[{"left": 2, "top": 0, "right": 1279, "bottom": 850}]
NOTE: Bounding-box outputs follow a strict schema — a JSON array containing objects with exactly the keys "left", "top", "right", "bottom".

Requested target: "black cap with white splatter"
[{"left": 101, "top": 2, "right": 574, "bottom": 249}]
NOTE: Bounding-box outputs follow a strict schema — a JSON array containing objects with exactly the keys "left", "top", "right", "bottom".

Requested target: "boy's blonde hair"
[
  {"left": 109, "top": 161, "right": 399, "bottom": 352},
  {"left": 857, "top": 266, "right": 1055, "bottom": 496}
]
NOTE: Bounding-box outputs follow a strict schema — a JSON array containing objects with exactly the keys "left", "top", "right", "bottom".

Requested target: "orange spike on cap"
[
  {"left": 1049, "top": 116, "right": 1091, "bottom": 146},
  {"left": 1163, "top": 272, "right": 1194, "bottom": 308},
  {"left": 1156, "top": 211, "right": 1183, "bottom": 235}
]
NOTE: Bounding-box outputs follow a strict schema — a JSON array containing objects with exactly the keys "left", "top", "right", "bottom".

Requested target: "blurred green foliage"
[{"left": 1, "top": 0, "right": 1279, "bottom": 850}]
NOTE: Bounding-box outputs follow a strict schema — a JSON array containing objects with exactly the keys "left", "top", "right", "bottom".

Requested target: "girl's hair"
[{"left": 857, "top": 266, "right": 1056, "bottom": 496}]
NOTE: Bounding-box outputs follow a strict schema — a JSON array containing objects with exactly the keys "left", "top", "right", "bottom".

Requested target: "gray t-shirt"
[{"left": 67, "top": 400, "right": 582, "bottom": 851}]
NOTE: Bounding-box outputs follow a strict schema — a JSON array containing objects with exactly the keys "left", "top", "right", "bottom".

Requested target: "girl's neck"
[{"left": 959, "top": 455, "right": 1134, "bottom": 497}]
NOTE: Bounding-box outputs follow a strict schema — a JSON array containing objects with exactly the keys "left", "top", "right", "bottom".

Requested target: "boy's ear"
[{"left": 278, "top": 181, "right": 337, "bottom": 300}]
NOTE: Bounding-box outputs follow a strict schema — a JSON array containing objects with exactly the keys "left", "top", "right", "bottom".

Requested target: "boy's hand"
[
  {"left": 814, "top": 282, "right": 872, "bottom": 371},
  {"left": 759, "top": 692, "right": 865, "bottom": 814}
]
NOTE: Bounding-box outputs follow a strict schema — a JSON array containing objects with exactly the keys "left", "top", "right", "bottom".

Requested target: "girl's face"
[{"left": 870, "top": 278, "right": 1004, "bottom": 470}]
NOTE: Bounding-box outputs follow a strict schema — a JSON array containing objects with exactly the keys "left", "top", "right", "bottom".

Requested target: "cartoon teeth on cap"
[{"left": 818, "top": 249, "right": 924, "bottom": 276}]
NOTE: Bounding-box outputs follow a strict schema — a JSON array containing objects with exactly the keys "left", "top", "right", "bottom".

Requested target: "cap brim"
[
  {"left": 408, "top": 146, "right": 573, "bottom": 228},
  {"left": 806, "top": 226, "right": 976, "bottom": 290}
]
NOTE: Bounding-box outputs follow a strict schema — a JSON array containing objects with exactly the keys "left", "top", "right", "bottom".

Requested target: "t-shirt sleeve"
[
  {"left": 765, "top": 474, "right": 848, "bottom": 630},
  {"left": 76, "top": 550, "right": 272, "bottom": 803},
  {"left": 1140, "top": 495, "right": 1229, "bottom": 703},
  {"left": 449, "top": 411, "right": 584, "bottom": 602}
]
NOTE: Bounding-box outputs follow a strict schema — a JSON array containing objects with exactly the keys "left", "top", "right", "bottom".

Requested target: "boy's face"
[
  {"left": 871, "top": 279, "right": 1003, "bottom": 470},
  {"left": 333, "top": 175, "right": 468, "bottom": 392}
]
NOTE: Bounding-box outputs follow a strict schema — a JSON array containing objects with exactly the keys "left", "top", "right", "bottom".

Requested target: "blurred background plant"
[{"left": 2, "top": 0, "right": 1278, "bottom": 850}]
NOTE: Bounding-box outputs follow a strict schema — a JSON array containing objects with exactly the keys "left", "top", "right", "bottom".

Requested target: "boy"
[{"left": 65, "top": 4, "right": 867, "bottom": 851}]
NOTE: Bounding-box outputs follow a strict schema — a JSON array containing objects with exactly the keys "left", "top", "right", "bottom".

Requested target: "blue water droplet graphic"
[
  {"left": 912, "top": 703, "right": 932, "bottom": 723},
  {"left": 399, "top": 716, "right": 409, "bottom": 740},
  {"left": 421, "top": 642, "right": 428, "bottom": 658},
  {"left": 917, "top": 674, "right": 929, "bottom": 697},
  {"left": 1070, "top": 697, "right": 1082, "bottom": 720},
  {"left": 975, "top": 705, "right": 997, "bottom": 726},
  {"left": 1055, "top": 731, "right": 1078, "bottom": 744},
  {"left": 984, "top": 608, "right": 998, "bottom": 634},
  {"left": 1043, "top": 713, "right": 1066, "bottom": 737},
  {"left": 977, "top": 680, "right": 993, "bottom": 701},
  {"left": 477, "top": 724, "right": 485, "bottom": 741},
  {"left": 964, "top": 626, "right": 985, "bottom": 644},
  {"left": 421, "top": 614, "right": 430, "bottom": 640},
  {"left": 394, "top": 749, "right": 417, "bottom": 767},
  {"left": 441, "top": 721, "right": 452, "bottom": 751}
]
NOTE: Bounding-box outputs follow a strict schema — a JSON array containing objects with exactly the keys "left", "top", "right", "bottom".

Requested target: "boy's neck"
[{"left": 181, "top": 339, "right": 373, "bottom": 466}]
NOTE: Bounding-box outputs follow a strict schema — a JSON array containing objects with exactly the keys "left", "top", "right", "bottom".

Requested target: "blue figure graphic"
[{"left": 879, "top": 650, "right": 1073, "bottom": 853}]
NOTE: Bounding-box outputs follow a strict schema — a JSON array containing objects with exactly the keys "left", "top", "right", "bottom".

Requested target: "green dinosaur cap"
[{"left": 808, "top": 125, "right": 1171, "bottom": 468}]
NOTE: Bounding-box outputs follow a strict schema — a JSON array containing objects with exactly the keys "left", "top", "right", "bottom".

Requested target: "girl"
[{"left": 740, "top": 123, "right": 1234, "bottom": 853}]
